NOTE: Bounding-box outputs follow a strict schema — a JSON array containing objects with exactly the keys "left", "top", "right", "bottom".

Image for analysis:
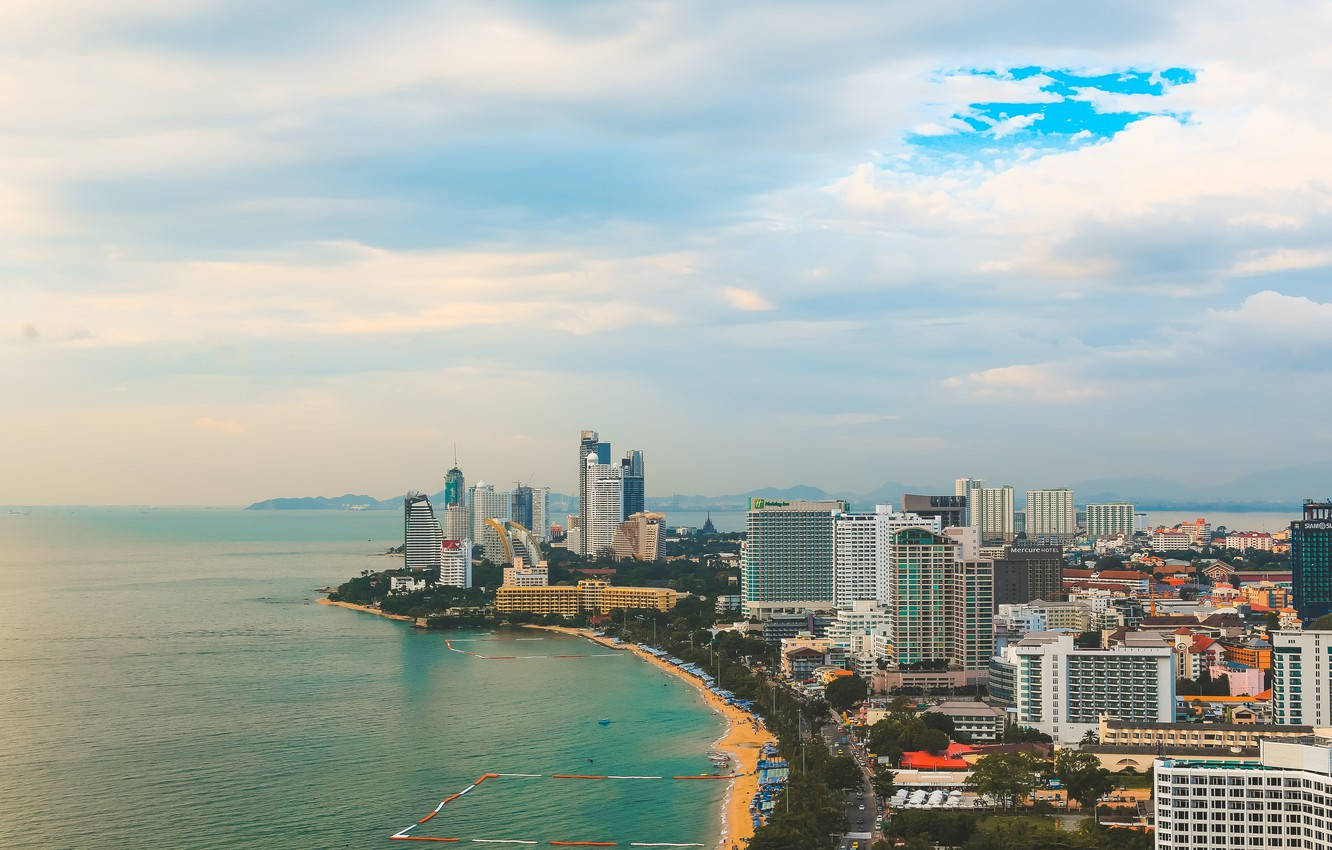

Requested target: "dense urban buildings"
[
  {"left": 1292, "top": 500, "right": 1332, "bottom": 621},
  {"left": 741, "top": 498, "right": 844, "bottom": 617},
  {"left": 1024, "top": 488, "right": 1076, "bottom": 540},
  {"left": 1153, "top": 739, "right": 1332, "bottom": 850},
  {"left": 1012, "top": 631, "right": 1175, "bottom": 743},
  {"left": 402, "top": 492, "right": 443, "bottom": 575},
  {"left": 1272, "top": 629, "right": 1332, "bottom": 727},
  {"left": 1085, "top": 502, "right": 1135, "bottom": 539}
]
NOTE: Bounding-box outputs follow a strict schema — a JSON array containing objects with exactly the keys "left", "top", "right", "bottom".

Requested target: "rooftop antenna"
[{"left": 452, "top": 442, "right": 457, "bottom": 466}]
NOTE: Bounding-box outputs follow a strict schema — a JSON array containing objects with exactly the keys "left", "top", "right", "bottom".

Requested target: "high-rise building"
[
  {"left": 444, "top": 465, "right": 465, "bottom": 507},
  {"left": 529, "top": 486, "right": 549, "bottom": 542},
  {"left": 576, "top": 430, "right": 607, "bottom": 555},
  {"left": 955, "top": 478, "right": 984, "bottom": 525},
  {"left": 583, "top": 454, "right": 623, "bottom": 557},
  {"left": 967, "top": 484, "right": 1014, "bottom": 543},
  {"left": 1133, "top": 512, "right": 1149, "bottom": 534},
  {"left": 611, "top": 511, "right": 664, "bottom": 561},
  {"left": 439, "top": 538, "right": 471, "bottom": 588},
  {"left": 511, "top": 485, "right": 534, "bottom": 531},
  {"left": 833, "top": 510, "right": 879, "bottom": 608},
  {"left": 885, "top": 527, "right": 955, "bottom": 667},
  {"left": 875, "top": 506, "right": 941, "bottom": 608},
  {"left": 1025, "top": 488, "right": 1076, "bottom": 540},
  {"left": 949, "top": 558, "right": 994, "bottom": 677},
  {"left": 1085, "top": 502, "right": 1134, "bottom": 539},
  {"left": 620, "top": 450, "right": 644, "bottom": 520},
  {"left": 1292, "top": 501, "right": 1332, "bottom": 622},
  {"left": 1272, "top": 629, "right": 1332, "bottom": 727},
  {"left": 740, "top": 498, "right": 844, "bottom": 618},
  {"left": 1154, "top": 740, "right": 1332, "bottom": 850},
  {"left": 1012, "top": 631, "right": 1174, "bottom": 743},
  {"left": 901, "top": 493, "right": 967, "bottom": 528},
  {"left": 992, "top": 541, "right": 1064, "bottom": 608},
  {"left": 403, "top": 493, "right": 443, "bottom": 576},
  {"left": 470, "top": 482, "right": 512, "bottom": 563}
]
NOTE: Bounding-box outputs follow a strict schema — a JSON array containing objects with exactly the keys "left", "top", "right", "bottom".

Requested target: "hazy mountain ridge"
[{"left": 246, "top": 461, "right": 1329, "bottom": 512}]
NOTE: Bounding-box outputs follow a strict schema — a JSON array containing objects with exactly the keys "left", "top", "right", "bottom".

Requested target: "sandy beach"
[
  {"left": 317, "top": 597, "right": 417, "bottom": 623},
  {"left": 530, "top": 625, "right": 775, "bottom": 850}
]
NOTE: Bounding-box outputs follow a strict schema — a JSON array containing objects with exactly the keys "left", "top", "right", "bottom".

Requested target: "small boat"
[{"left": 598, "top": 718, "right": 612, "bottom": 726}]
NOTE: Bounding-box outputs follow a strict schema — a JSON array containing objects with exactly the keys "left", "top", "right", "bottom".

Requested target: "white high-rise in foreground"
[
  {"left": 439, "top": 538, "right": 471, "bottom": 588},
  {"left": 583, "top": 453, "right": 623, "bottom": 557},
  {"left": 1272, "top": 630, "right": 1332, "bottom": 727},
  {"left": 1013, "top": 631, "right": 1174, "bottom": 743},
  {"left": 1154, "top": 739, "right": 1332, "bottom": 850},
  {"left": 403, "top": 493, "right": 443, "bottom": 575},
  {"left": 1025, "top": 488, "right": 1076, "bottom": 539},
  {"left": 833, "top": 510, "right": 878, "bottom": 607},
  {"left": 1085, "top": 503, "right": 1135, "bottom": 539}
]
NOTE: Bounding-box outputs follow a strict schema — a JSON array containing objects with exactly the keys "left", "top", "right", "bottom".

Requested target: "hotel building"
[
  {"left": 740, "top": 498, "right": 845, "bottom": 617},
  {"left": 403, "top": 493, "right": 443, "bottom": 574},
  {"left": 1293, "top": 501, "right": 1332, "bottom": 622},
  {"left": 1013, "top": 631, "right": 1174, "bottom": 744},
  {"left": 495, "top": 579, "right": 681, "bottom": 617}
]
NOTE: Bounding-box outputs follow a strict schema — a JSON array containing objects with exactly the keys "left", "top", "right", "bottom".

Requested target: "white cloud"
[{"left": 722, "top": 286, "right": 776, "bottom": 311}]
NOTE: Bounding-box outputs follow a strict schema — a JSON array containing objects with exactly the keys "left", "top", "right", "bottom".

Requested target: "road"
[{"left": 821, "top": 718, "right": 880, "bottom": 850}]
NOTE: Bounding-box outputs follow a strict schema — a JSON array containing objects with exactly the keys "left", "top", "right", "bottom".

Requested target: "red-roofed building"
[
  {"left": 900, "top": 742, "right": 976, "bottom": 770},
  {"left": 1172, "top": 633, "right": 1226, "bottom": 679}
]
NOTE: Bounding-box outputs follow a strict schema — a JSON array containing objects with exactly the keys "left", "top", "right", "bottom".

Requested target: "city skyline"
[{"left": 5, "top": 3, "right": 1332, "bottom": 505}]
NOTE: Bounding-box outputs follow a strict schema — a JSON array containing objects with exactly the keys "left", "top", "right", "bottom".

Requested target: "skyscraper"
[
  {"left": 529, "top": 486, "right": 549, "bottom": 542},
  {"left": 1292, "top": 501, "right": 1332, "bottom": 622},
  {"left": 741, "top": 498, "right": 844, "bottom": 617},
  {"left": 511, "top": 485, "right": 534, "bottom": 531},
  {"left": 620, "top": 450, "right": 644, "bottom": 520},
  {"left": 948, "top": 558, "right": 994, "bottom": 677},
  {"left": 1025, "top": 488, "right": 1076, "bottom": 540},
  {"left": 403, "top": 492, "right": 443, "bottom": 576},
  {"left": 583, "top": 454, "right": 623, "bottom": 557},
  {"left": 577, "top": 430, "right": 609, "bottom": 555},
  {"left": 442, "top": 464, "right": 469, "bottom": 541},
  {"left": 444, "top": 465, "right": 465, "bottom": 507},
  {"left": 885, "top": 527, "right": 954, "bottom": 666}
]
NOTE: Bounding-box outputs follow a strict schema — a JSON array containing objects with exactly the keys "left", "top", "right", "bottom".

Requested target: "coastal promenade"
[{"left": 531, "top": 626, "right": 775, "bottom": 850}]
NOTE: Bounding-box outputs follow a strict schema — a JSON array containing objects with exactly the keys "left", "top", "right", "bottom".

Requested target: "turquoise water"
[{"left": 0, "top": 509, "right": 724, "bottom": 848}]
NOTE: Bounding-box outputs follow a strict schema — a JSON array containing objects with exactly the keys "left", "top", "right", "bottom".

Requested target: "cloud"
[
  {"left": 722, "top": 286, "right": 776, "bottom": 311},
  {"left": 943, "top": 363, "right": 1107, "bottom": 403},
  {"left": 194, "top": 416, "right": 245, "bottom": 436}
]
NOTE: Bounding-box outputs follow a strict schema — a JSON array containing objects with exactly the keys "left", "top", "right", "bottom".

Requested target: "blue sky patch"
[{"left": 906, "top": 65, "right": 1195, "bottom": 161}]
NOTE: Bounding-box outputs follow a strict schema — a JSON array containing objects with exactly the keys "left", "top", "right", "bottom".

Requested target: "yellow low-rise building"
[{"left": 495, "top": 579, "right": 681, "bottom": 617}]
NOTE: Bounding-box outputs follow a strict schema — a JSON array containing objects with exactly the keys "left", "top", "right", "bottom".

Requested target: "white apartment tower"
[
  {"left": 1025, "top": 488, "right": 1076, "bottom": 539},
  {"left": 583, "top": 453, "right": 623, "bottom": 557},
  {"left": 439, "top": 538, "right": 472, "bottom": 588},
  {"left": 971, "top": 484, "right": 1015, "bottom": 543},
  {"left": 1085, "top": 503, "right": 1135, "bottom": 539},
  {"left": 470, "top": 482, "right": 513, "bottom": 563},
  {"left": 833, "top": 511, "right": 879, "bottom": 608},
  {"left": 1272, "top": 630, "right": 1332, "bottom": 727}
]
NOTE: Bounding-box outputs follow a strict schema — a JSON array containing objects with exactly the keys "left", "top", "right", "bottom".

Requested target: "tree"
[
  {"left": 872, "top": 766, "right": 896, "bottom": 798},
  {"left": 920, "top": 728, "right": 951, "bottom": 755},
  {"left": 825, "top": 674, "right": 869, "bottom": 713},
  {"left": 824, "top": 755, "right": 862, "bottom": 791},
  {"left": 922, "top": 711, "right": 956, "bottom": 737},
  {"left": 1003, "top": 725, "right": 1053, "bottom": 744},
  {"left": 967, "top": 751, "right": 1042, "bottom": 810},
  {"left": 1080, "top": 728, "right": 1100, "bottom": 746},
  {"left": 1053, "top": 749, "right": 1115, "bottom": 808}
]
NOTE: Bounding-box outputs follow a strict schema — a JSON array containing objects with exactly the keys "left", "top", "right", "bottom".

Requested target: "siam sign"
[{"left": 1301, "top": 521, "right": 1332, "bottom": 531}]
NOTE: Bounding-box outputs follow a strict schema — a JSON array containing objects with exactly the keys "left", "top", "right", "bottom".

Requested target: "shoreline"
[
  {"left": 527, "top": 624, "right": 774, "bottom": 850},
  {"left": 317, "top": 597, "right": 416, "bottom": 623}
]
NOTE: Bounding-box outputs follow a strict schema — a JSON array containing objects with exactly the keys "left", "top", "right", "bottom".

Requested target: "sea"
[{"left": 0, "top": 508, "right": 725, "bottom": 849}]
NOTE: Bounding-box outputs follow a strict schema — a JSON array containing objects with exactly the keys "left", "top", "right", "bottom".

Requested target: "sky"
[{"left": 4, "top": 1, "right": 1332, "bottom": 505}]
